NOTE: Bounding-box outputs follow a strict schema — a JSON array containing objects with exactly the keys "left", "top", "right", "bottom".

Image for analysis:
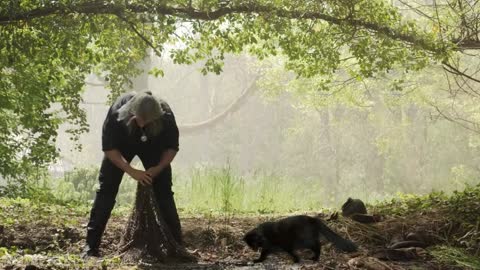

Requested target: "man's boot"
[{"left": 82, "top": 244, "right": 100, "bottom": 258}]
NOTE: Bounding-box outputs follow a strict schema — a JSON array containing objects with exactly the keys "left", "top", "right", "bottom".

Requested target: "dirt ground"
[{"left": 0, "top": 211, "right": 466, "bottom": 270}]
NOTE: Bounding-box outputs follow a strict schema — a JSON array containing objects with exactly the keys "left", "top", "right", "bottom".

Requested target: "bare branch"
[
  {"left": 397, "top": 0, "right": 435, "bottom": 21},
  {"left": 427, "top": 100, "right": 480, "bottom": 134},
  {"left": 443, "top": 61, "right": 480, "bottom": 83}
]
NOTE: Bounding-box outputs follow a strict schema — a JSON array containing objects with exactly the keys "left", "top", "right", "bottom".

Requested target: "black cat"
[{"left": 243, "top": 215, "right": 357, "bottom": 263}]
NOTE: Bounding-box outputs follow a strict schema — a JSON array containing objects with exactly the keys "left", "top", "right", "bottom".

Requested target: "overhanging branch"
[{"left": 0, "top": 1, "right": 450, "bottom": 54}]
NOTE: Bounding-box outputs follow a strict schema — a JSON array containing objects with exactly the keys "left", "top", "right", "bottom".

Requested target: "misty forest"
[{"left": 1, "top": 0, "right": 480, "bottom": 269}]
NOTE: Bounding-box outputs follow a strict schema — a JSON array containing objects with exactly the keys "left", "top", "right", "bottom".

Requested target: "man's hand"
[
  {"left": 103, "top": 150, "right": 153, "bottom": 185},
  {"left": 146, "top": 149, "right": 178, "bottom": 180},
  {"left": 128, "top": 168, "right": 153, "bottom": 186},
  {"left": 146, "top": 165, "right": 161, "bottom": 179}
]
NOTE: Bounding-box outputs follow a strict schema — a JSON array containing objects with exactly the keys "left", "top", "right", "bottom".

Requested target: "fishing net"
[{"left": 118, "top": 184, "right": 197, "bottom": 263}]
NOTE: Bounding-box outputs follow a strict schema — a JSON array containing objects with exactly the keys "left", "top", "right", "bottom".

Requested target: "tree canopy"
[{"left": 0, "top": 0, "right": 476, "bottom": 179}]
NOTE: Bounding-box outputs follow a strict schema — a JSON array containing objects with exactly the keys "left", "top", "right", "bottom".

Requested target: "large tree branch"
[
  {"left": 453, "top": 39, "right": 480, "bottom": 49},
  {"left": 0, "top": 1, "right": 453, "bottom": 53},
  {"left": 178, "top": 77, "right": 258, "bottom": 134}
]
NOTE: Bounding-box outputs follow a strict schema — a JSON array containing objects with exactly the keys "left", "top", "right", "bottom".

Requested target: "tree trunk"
[
  {"left": 332, "top": 106, "right": 344, "bottom": 205},
  {"left": 118, "top": 184, "right": 196, "bottom": 263}
]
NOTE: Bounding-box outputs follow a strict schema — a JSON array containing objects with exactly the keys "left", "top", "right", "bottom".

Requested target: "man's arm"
[
  {"left": 147, "top": 102, "right": 180, "bottom": 178},
  {"left": 146, "top": 149, "right": 177, "bottom": 178},
  {"left": 105, "top": 149, "right": 152, "bottom": 185}
]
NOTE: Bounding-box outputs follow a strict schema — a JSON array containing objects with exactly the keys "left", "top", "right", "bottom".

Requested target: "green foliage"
[
  {"left": 51, "top": 166, "right": 137, "bottom": 207},
  {"left": 0, "top": 166, "right": 137, "bottom": 213},
  {"left": 254, "top": 53, "right": 480, "bottom": 200},
  {"left": 0, "top": 197, "right": 86, "bottom": 228},
  {"left": 0, "top": 195, "right": 123, "bottom": 269},
  {"left": 178, "top": 0, "right": 444, "bottom": 77},
  {"left": 375, "top": 184, "right": 480, "bottom": 225},
  {"left": 2, "top": 164, "right": 331, "bottom": 215},
  {"left": 430, "top": 245, "right": 480, "bottom": 269},
  {"left": 448, "top": 184, "right": 480, "bottom": 225},
  {"left": 0, "top": 3, "right": 147, "bottom": 180},
  {"left": 56, "top": 167, "right": 99, "bottom": 202},
  {"left": 0, "top": 176, "right": 68, "bottom": 206},
  {"left": 1, "top": 172, "right": 479, "bottom": 269},
  {"left": 375, "top": 191, "right": 448, "bottom": 216},
  {"left": 0, "top": 0, "right": 450, "bottom": 181}
]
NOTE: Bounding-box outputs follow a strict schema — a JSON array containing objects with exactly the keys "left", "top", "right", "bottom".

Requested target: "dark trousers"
[{"left": 86, "top": 149, "right": 182, "bottom": 250}]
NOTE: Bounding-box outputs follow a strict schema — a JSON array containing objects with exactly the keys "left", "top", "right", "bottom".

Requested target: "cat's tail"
[{"left": 315, "top": 219, "right": 358, "bottom": 252}]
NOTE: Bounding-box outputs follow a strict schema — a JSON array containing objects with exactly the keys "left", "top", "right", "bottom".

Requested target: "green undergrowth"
[
  {"left": 372, "top": 184, "right": 480, "bottom": 269},
  {"left": 374, "top": 184, "right": 480, "bottom": 224},
  {"left": 0, "top": 197, "right": 86, "bottom": 228},
  {"left": 1, "top": 180, "right": 479, "bottom": 269}
]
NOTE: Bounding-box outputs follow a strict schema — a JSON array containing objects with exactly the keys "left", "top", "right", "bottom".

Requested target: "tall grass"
[
  {"left": 173, "top": 165, "right": 330, "bottom": 214},
  {"left": 6, "top": 164, "right": 479, "bottom": 217},
  {"left": 14, "top": 164, "right": 336, "bottom": 215}
]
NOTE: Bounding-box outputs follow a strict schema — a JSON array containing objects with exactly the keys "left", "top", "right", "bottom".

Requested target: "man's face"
[{"left": 131, "top": 115, "right": 148, "bottom": 128}]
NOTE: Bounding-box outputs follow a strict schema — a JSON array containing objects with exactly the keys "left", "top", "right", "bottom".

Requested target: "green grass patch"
[
  {"left": 430, "top": 245, "right": 480, "bottom": 269},
  {"left": 173, "top": 165, "right": 329, "bottom": 214},
  {"left": 0, "top": 197, "right": 88, "bottom": 227}
]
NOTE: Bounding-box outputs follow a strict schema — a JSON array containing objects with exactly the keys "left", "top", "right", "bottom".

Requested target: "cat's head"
[{"left": 243, "top": 229, "right": 264, "bottom": 251}]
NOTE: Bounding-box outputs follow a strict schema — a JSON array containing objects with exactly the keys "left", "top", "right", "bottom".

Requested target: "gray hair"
[{"left": 117, "top": 92, "right": 165, "bottom": 137}]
